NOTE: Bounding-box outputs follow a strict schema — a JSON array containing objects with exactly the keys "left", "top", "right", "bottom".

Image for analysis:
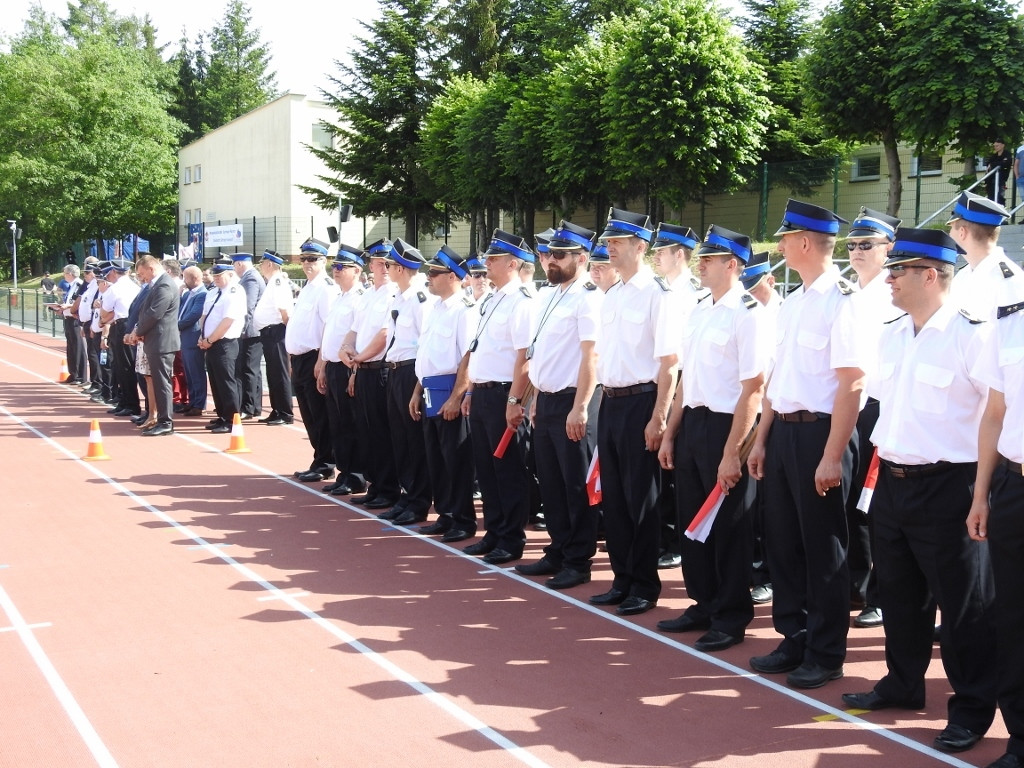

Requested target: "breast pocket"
[
  {"left": 1000, "top": 346, "right": 1024, "bottom": 396},
  {"left": 913, "top": 363, "right": 954, "bottom": 415},
  {"left": 487, "top": 307, "right": 512, "bottom": 340},
  {"left": 796, "top": 330, "right": 829, "bottom": 375},
  {"left": 700, "top": 327, "right": 730, "bottom": 366}
]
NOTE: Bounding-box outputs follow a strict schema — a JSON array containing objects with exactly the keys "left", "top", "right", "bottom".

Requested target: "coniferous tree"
[{"left": 203, "top": 0, "right": 276, "bottom": 130}]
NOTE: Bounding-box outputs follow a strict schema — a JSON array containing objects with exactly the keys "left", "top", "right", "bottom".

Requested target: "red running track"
[{"left": 0, "top": 323, "right": 1007, "bottom": 767}]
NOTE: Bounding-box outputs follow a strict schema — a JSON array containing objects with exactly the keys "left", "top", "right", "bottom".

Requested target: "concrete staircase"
[{"left": 999, "top": 224, "right": 1024, "bottom": 264}]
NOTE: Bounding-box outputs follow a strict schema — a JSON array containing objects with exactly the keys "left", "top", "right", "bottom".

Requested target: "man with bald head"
[{"left": 177, "top": 265, "right": 208, "bottom": 416}]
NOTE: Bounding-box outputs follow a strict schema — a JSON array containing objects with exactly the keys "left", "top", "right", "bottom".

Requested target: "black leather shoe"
[
  {"left": 392, "top": 509, "right": 427, "bottom": 526},
  {"left": 853, "top": 606, "right": 883, "bottom": 627},
  {"left": 364, "top": 496, "right": 398, "bottom": 510},
  {"left": 463, "top": 539, "right": 496, "bottom": 556},
  {"left": 298, "top": 468, "right": 334, "bottom": 482},
  {"left": 131, "top": 414, "right": 147, "bottom": 425},
  {"left": 209, "top": 424, "right": 230, "bottom": 434},
  {"left": 258, "top": 412, "right": 279, "bottom": 423},
  {"left": 616, "top": 596, "right": 657, "bottom": 616},
  {"left": 656, "top": 613, "right": 711, "bottom": 633},
  {"left": 695, "top": 629, "right": 743, "bottom": 652},
  {"left": 321, "top": 481, "right": 343, "bottom": 493},
  {"left": 751, "top": 583, "right": 773, "bottom": 604},
  {"left": 546, "top": 568, "right": 590, "bottom": 590},
  {"left": 141, "top": 423, "right": 174, "bottom": 436},
  {"left": 787, "top": 661, "right": 843, "bottom": 689},
  {"left": 750, "top": 649, "right": 802, "bottom": 674},
  {"left": 934, "top": 723, "right": 982, "bottom": 753},
  {"left": 515, "top": 558, "right": 560, "bottom": 576},
  {"left": 589, "top": 588, "right": 626, "bottom": 606},
  {"left": 113, "top": 408, "right": 135, "bottom": 417},
  {"left": 442, "top": 529, "right": 473, "bottom": 543},
  {"left": 985, "top": 753, "right": 1024, "bottom": 768},
  {"left": 349, "top": 493, "right": 376, "bottom": 505},
  {"left": 376, "top": 506, "right": 404, "bottom": 520},
  {"left": 841, "top": 690, "right": 922, "bottom": 711},
  {"left": 206, "top": 420, "right": 227, "bottom": 430},
  {"left": 329, "top": 484, "right": 355, "bottom": 496},
  {"left": 657, "top": 551, "right": 682, "bottom": 569},
  {"left": 418, "top": 520, "right": 451, "bottom": 535},
  {"left": 265, "top": 416, "right": 293, "bottom": 425},
  {"left": 483, "top": 548, "right": 519, "bottom": 565}
]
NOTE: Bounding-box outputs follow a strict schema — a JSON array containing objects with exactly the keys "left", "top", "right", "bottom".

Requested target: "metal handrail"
[{"left": 917, "top": 166, "right": 1000, "bottom": 227}]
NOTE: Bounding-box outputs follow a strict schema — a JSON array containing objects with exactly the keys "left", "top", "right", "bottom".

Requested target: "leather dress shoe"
[
  {"left": 656, "top": 613, "right": 711, "bottom": 633},
  {"left": 418, "top": 520, "right": 451, "bottom": 535},
  {"left": 113, "top": 408, "right": 136, "bottom": 417},
  {"left": 205, "top": 420, "right": 227, "bottom": 430},
  {"left": 258, "top": 412, "right": 279, "bottom": 423},
  {"left": 751, "top": 583, "right": 773, "bottom": 604},
  {"left": 173, "top": 403, "right": 188, "bottom": 413},
  {"left": 515, "top": 558, "right": 560, "bottom": 576},
  {"left": 239, "top": 412, "right": 258, "bottom": 421},
  {"left": 853, "top": 605, "right": 883, "bottom": 628},
  {"left": 657, "top": 551, "right": 682, "bottom": 569},
  {"left": 616, "top": 596, "right": 657, "bottom": 616},
  {"left": 841, "top": 690, "right": 922, "bottom": 711},
  {"left": 364, "top": 496, "right": 398, "bottom": 510},
  {"left": 321, "top": 481, "right": 344, "bottom": 493},
  {"left": 141, "top": 423, "right": 174, "bottom": 437},
  {"left": 695, "top": 629, "right": 743, "bottom": 652},
  {"left": 985, "top": 753, "right": 1024, "bottom": 768},
  {"left": 589, "top": 588, "right": 626, "bottom": 606},
  {"left": 329, "top": 484, "right": 356, "bottom": 496},
  {"left": 209, "top": 424, "right": 230, "bottom": 434},
  {"left": 349, "top": 493, "right": 376, "bottom": 505},
  {"left": 265, "top": 416, "right": 293, "bottom": 425},
  {"left": 482, "top": 548, "right": 519, "bottom": 565},
  {"left": 463, "top": 539, "right": 496, "bottom": 556},
  {"left": 546, "top": 568, "right": 590, "bottom": 590},
  {"left": 106, "top": 407, "right": 120, "bottom": 414},
  {"left": 131, "top": 414, "right": 148, "bottom": 425},
  {"left": 442, "top": 528, "right": 473, "bottom": 543},
  {"left": 298, "top": 468, "right": 334, "bottom": 482},
  {"left": 787, "top": 661, "right": 843, "bottom": 689},
  {"left": 183, "top": 407, "right": 204, "bottom": 417},
  {"left": 750, "top": 649, "right": 802, "bottom": 674},
  {"left": 392, "top": 509, "right": 427, "bottom": 526},
  {"left": 934, "top": 723, "right": 982, "bottom": 753},
  {"left": 376, "top": 507, "right": 403, "bottom": 520}
]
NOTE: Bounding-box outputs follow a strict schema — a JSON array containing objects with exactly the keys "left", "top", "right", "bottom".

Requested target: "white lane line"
[
  {"left": 0, "top": 621, "right": 52, "bottom": 634},
  {"left": 2, "top": 356, "right": 975, "bottom": 766},
  {"left": 0, "top": 405, "right": 553, "bottom": 768},
  {"left": 0, "top": 329, "right": 63, "bottom": 357},
  {"left": 257, "top": 591, "right": 310, "bottom": 602},
  {"left": 0, "top": 583, "right": 119, "bottom": 768}
]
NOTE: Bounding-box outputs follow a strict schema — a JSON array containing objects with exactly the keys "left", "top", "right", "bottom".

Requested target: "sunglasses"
[
  {"left": 846, "top": 242, "right": 882, "bottom": 251},
  {"left": 427, "top": 270, "right": 449, "bottom": 278},
  {"left": 547, "top": 251, "right": 576, "bottom": 260},
  {"left": 332, "top": 263, "right": 356, "bottom": 270},
  {"left": 887, "top": 264, "right": 932, "bottom": 278},
  {"left": 299, "top": 256, "right": 321, "bottom": 262}
]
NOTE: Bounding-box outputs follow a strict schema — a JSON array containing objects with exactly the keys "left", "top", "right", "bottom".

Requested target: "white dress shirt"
[
  {"left": 416, "top": 292, "right": 477, "bottom": 380},
  {"left": 284, "top": 273, "right": 339, "bottom": 355},
  {"left": 467, "top": 279, "right": 533, "bottom": 384},
  {"left": 527, "top": 278, "right": 602, "bottom": 393},
  {"left": 973, "top": 306, "right": 1024, "bottom": 463}
]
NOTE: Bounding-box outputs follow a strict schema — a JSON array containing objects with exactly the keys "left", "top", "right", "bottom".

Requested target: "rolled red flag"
[{"left": 493, "top": 427, "right": 515, "bottom": 458}]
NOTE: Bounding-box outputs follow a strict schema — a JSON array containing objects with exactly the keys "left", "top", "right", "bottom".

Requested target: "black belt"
[
  {"left": 604, "top": 382, "right": 656, "bottom": 398},
  {"left": 540, "top": 387, "right": 577, "bottom": 396},
  {"left": 474, "top": 381, "right": 510, "bottom": 390},
  {"left": 881, "top": 459, "right": 954, "bottom": 479},
  {"left": 386, "top": 359, "right": 416, "bottom": 370},
  {"left": 1001, "top": 456, "right": 1024, "bottom": 476},
  {"left": 775, "top": 410, "right": 830, "bottom": 423},
  {"left": 112, "top": 318, "right": 126, "bottom": 326},
  {"left": 360, "top": 360, "right": 387, "bottom": 370}
]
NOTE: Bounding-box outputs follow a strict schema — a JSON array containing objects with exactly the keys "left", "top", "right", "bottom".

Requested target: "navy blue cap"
[
  {"left": 774, "top": 199, "right": 847, "bottom": 236},
  {"left": 548, "top": 221, "right": 595, "bottom": 252},
  {"left": 848, "top": 207, "right": 901, "bottom": 241},
  {"left": 179, "top": 259, "right": 199, "bottom": 270},
  {"left": 465, "top": 252, "right": 486, "bottom": 274},
  {"left": 484, "top": 229, "right": 534, "bottom": 263},
  {"left": 230, "top": 252, "right": 254, "bottom": 262},
  {"left": 947, "top": 191, "right": 1009, "bottom": 227},
  {"left": 884, "top": 228, "right": 964, "bottom": 266},
  {"left": 211, "top": 262, "right": 234, "bottom": 275},
  {"left": 299, "top": 238, "right": 329, "bottom": 256},
  {"left": 534, "top": 227, "right": 556, "bottom": 254},
  {"left": 333, "top": 243, "right": 365, "bottom": 268},
  {"left": 427, "top": 244, "right": 469, "bottom": 279},
  {"left": 260, "top": 250, "right": 284, "bottom": 266},
  {"left": 386, "top": 238, "right": 425, "bottom": 270},
  {"left": 697, "top": 225, "right": 753, "bottom": 264},
  {"left": 364, "top": 239, "right": 392, "bottom": 259},
  {"left": 599, "top": 207, "right": 653, "bottom": 243},
  {"left": 588, "top": 244, "right": 610, "bottom": 263},
  {"left": 83, "top": 262, "right": 98, "bottom": 273},
  {"left": 652, "top": 223, "right": 699, "bottom": 251},
  {"left": 106, "top": 258, "right": 133, "bottom": 273},
  {"left": 740, "top": 251, "right": 772, "bottom": 290}
]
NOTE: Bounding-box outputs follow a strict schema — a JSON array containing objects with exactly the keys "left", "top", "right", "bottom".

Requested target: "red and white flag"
[
  {"left": 857, "top": 447, "right": 880, "bottom": 513},
  {"left": 586, "top": 449, "right": 601, "bottom": 505},
  {"left": 685, "top": 483, "right": 725, "bottom": 543}
]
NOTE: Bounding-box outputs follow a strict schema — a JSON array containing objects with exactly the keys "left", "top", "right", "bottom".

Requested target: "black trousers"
[
  {"left": 237, "top": 336, "right": 264, "bottom": 417},
  {"left": 872, "top": 461, "right": 997, "bottom": 734},
  {"left": 354, "top": 364, "right": 398, "bottom": 496},
  {"left": 763, "top": 417, "right": 855, "bottom": 669},
  {"left": 110, "top": 321, "right": 139, "bottom": 413},
  {"left": 423, "top": 410, "right": 475, "bottom": 532},
  {"left": 206, "top": 338, "right": 240, "bottom": 423},
  {"left": 325, "top": 361, "right": 362, "bottom": 480},
  {"left": 290, "top": 350, "right": 332, "bottom": 469},
  {"left": 846, "top": 399, "right": 880, "bottom": 606},
  {"left": 63, "top": 317, "right": 86, "bottom": 381},
  {"left": 469, "top": 384, "right": 529, "bottom": 555},
  {"left": 990, "top": 465, "right": 1024, "bottom": 757},
  {"left": 597, "top": 390, "right": 661, "bottom": 601},
  {"left": 534, "top": 389, "right": 599, "bottom": 572},
  {"left": 259, "top": 324, "right": 292, "bottom": 418},
  {"left": 386, "top": 364, "right": 432, "bottom": 514},
  {"left": 675, "top": 407, "right": 755, "bottom": 638},
  {"left": 85, "top": 327, "right": 102, "bottom": 387}
]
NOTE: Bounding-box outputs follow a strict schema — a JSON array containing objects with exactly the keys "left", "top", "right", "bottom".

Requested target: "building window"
[
  {"left": 194, "top": 209, "right": 202, "bottom": 223},
  {"left": 183, "top": 166, "right": 192, "bottom": 185},
  {"left": 851, "top": 154, "right": 881, "bottom": 182},
  {"left": 311, "top": 123, "right": 333, "bottom": 150},
  {"left": 193, "top": 165, "right": 202, "bottom": 183},
  {"left": 911, "top": 153, "right": 943, "bottom": 177},
  {"left": 185, "top": 209, "right": 192, "bottom": 225}
]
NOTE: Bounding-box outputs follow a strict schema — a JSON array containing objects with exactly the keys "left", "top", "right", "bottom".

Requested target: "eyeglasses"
[
  {"left": 846, "top": 242, "right": 881, "bottom": 251},
  {"left": 332, "top": 263, "right": 355, "bottom": 270},
  {"left": 886, "top": 264, "right": 932, "bottom": 278},
  {"left": 427, "top": 270, "right": 448, "bottom": 278},
  {"left": 299, "top": 256, "right": 321, "bottom": 262},
  {"left": 547, "top": 251, "right": 576, "bottom": 260}
]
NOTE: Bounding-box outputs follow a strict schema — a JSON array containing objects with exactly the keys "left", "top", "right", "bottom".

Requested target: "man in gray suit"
[
  {"left": 133, "top": 255, "right": 181, "bottom": 436},
  {"left": 232, "top": 253, "right": 266, "bottom": 420}
]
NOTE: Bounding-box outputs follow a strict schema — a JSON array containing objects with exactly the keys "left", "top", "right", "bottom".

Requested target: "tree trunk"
[{"left": 882, "top": 127, "right": 903, "bottom": 217}]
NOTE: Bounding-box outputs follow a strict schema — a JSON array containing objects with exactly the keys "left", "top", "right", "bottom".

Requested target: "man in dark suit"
[
  {"left": 232, "top": 253, "right": 266, "bottom": 419},
  {"left": 177, "top": 265, "right": 208, "bottom": 415},
  {"left": 132, "top": 255, "right": 181, "bottom": 436}
]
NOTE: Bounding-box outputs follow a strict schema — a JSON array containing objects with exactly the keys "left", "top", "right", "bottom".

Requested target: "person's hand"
[{"left": 967, "top": 498, "right": 990, "bottom": 541}]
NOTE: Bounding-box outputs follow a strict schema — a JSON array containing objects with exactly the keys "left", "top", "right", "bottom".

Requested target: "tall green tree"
[
  {"left": 203, "top": 0, "right": 276, "bottom": 130},
  {"left": 601, "top": 0, "right": 770, "bottom": 212},
  {"left": 804, "top": 0, "right": 911, "bottom": 215},
  {"left": 169, "top": 32, "right": 206, "bottom": 145},
  {"left": 305, "top": 0, "right": 442, "bottom": 243}
]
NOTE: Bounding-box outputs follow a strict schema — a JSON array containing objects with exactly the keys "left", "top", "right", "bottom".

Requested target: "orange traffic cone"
[
  {"left": 82, "top": 419, "right": 110, "bottom": 461},
  {"left": 58, "top": 358, "right": 70, "bottom": 383},
  {"left": 224, "top": 413, "right": 251, "bottom": 454}
]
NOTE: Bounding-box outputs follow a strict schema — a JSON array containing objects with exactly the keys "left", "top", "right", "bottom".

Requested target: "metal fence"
[
  {"left": 1, "top": 288, "right": 62, "bottom": 337},
  {"left": 177, "top": 216, "right": 322, "bottom": 260}
]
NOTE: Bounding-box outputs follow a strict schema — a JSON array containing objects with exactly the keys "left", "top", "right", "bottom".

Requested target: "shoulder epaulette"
[
  {"left": 689, "top": 275, "right": 701, "bottom": 292},
  {"left": 540, "top": 281, "right": 552, "bottom": 288},
  {"left": 997, "top": 301, "right": 1024, "bottom": 319},
  {"left": 273, "top": 277, "right": 281, "bottom": 286},
  {"left": 462, "top": 296, "right": 474, "bottom": 308},
  {"left": 654, "top": 276, "right": 672, "bottom": 292},
  {"left": 741, "top": 293, "right": 757, "bottom": 310},
  {"left": 836, "top": 278, "right": 854, "bottom": 296},
  {"left": 229, "top": 286, "right": 237, "bottom": 293},
  {"left": 355, "top": 287, "right": 365, "bottom": 295},
  {"left": 884, "top": 312, "right": 908, "bottom": 324},
  {"left": 519, "top": 285, "right": 533, "bottom": 298},
  {"left": 583, "top": 281, "right": 597, "bottom": 291},
  {"left": 1000, "top": 261, "right": 1015, "bottom": 279},
  {"left": 323, "top": 275, "right": 333, "bottom": 284},
  {"left": 416, "top": 291, "right": 427, "bottom": 303},
  {"left": 959, "top": 308, "right": 984, "bottom": 324}
]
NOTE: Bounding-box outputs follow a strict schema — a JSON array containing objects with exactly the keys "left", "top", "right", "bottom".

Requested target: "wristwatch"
[{"left": 508, "top": 395, "right": 521, "bottom": 405}]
